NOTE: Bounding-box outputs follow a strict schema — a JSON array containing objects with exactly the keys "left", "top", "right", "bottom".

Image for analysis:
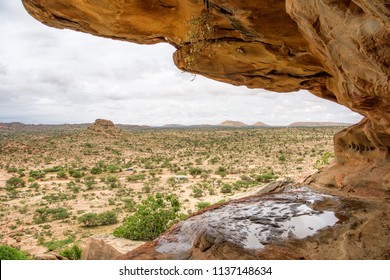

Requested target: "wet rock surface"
[
  {"left": 119, "top": 186, "right": 390, "bottom": 260},
  {"left": 156, "top": 187, "right": 338, "bottom": 256}
]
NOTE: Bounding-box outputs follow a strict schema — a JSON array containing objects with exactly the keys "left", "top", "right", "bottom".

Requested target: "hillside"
[
  {"left": 218, "top": 120, "right": 247, "bottom": 127},
  {"left": 251, "top": 121, "right": 269, "bottom": 127}
]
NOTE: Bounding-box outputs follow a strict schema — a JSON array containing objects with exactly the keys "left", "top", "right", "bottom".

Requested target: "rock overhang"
[{"left": 21, "top": 0, "right": 390, "bottom": 193}]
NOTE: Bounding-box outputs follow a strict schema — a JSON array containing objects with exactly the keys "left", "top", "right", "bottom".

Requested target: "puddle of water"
[{"left": 280, "top": 207, "right": 338, "bottom": 239}]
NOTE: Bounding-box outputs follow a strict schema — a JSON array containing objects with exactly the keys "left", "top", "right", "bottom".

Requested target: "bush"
[
  {"left": 215, "top": 166, "right": 227, "bottom": 177},
  {"left": 42, "top": 237, "right": 74, "bottom": 251},
  {"left": 105, "top": 175, "right": 117, "bottom": 183},
  {"left": 196, "top": 201, "right": 211, "bottom": 210},
  {"left": 5, "top": 177, "right": 25, "bottom": 189},
  {"left": 278, "top": 155, "right": 286, "bottom": 162},
  {"left": 315, "top": 151, "right": 334, "bottom": 168},
  {"left": 78, "top": 213, "right": 99, "bottom": 227},
  {"left": 6, "top": 167, "right": 18, "bottom": 173},
  {"left": 189, "top": 167, "right": 202, "bottom": 178},
  {"left": 29, "top": 170, "right": 46, "bottom": 179},
  {"left": 142, "top": 185, "right": 152, "bottom": 193},
  {"left": 98, "top": 211, "right": 117, "bottom": 225},
  {"left": 34, "top": 207, "right": 70, "bottom": 224},
  {"left": 192, "top": 186, "right": 203, "bottom": 198},
  {"left": 78, "top": 211, "right": 117, "bottom": 227},
  {"left": 56, "top": 170, "right": 68, "bottom": 179},
  {"left": 126, "top": 174, "right": 146, "bottom": 182},
  {"left": 44, "top": 166, "right": 64, "bottom": 173},
  {"left": 60, "top": 245, "right": 82, "bottom": 260},
  {"left": 0, "top": 245, "right": 30, "bottom": 260},
  {"left": 255, "top": 172, "right": 278, "bottom": 183},
  {"left": 221, "top": 183, "right": 232, "bottom": 193},
  {"left": 107, "top": 165, "right": 121, "bottom": 173},
  {"left": 113, "top": 193, "right": 181, "bottom": 241},
  {"left": 69, "top": 170, "right": 84, "bottom": 179},
  {"left": 90, "top": 166, "right": 102, "bottom": 174}
]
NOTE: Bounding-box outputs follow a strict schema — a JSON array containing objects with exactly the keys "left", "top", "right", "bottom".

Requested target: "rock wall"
[{"left": 22, "top": 0, "right": 390, "bottom": 194}]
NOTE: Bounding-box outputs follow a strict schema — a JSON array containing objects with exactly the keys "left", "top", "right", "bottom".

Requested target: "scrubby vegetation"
[
  {"left": 59, "top": 244, "right": 82, "bottom": 260},
  {"left": 0, "top": 125, "right": 339, "bottom": 256},
  {"left": 113, "top": 193, "right": 183, "bottom": 240},
  {"left": 0, "top": 245, "right": 30, "bottom": 260}
]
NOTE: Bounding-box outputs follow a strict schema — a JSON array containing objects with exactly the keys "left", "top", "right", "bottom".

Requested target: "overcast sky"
[{"left": 0, "top": 1, "right": 363, "bottom": 126}]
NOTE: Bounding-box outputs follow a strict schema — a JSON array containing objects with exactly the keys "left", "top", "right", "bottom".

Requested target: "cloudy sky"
[{"left": 0, "top": 1, "right": 363, "bottom": 126}]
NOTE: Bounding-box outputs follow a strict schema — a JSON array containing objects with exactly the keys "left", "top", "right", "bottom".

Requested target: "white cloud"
[{"left": 0, "top": 1, "right": 363, "bottom": 126}]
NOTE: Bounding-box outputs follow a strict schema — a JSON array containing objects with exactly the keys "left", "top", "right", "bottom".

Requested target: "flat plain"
[{"left": 0, "top": 123, "right": 341, "bottom": 256}]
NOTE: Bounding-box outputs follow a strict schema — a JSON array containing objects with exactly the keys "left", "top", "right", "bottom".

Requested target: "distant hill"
[
  {"left": 162, "top": 124, "right": 186, "bottom": 128},
  {"left": 218, "top": 120, "right": 248, "bottom": 127},
  {"left": 0, "top": 120, "right": 149, "bottom": 133},
  {"left": 0, "top": 122, "right": 88, "bottom": 132},
  {"left": 288, "top": 122, "right": 352, "bottom": 127},
  {"left": 117, "top": 124, "right": 151, "bottom": 130},
  {"left": 251, "top": 121, "right": 269, "bottom": 127}
]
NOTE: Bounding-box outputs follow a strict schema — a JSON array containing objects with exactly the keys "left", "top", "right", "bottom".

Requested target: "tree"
[{"left": 113, "top": 193, "right": 182, "bottom": 241}]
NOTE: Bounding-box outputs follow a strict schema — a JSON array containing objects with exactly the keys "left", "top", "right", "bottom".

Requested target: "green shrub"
[
  {"left": 0, "top": 245, "right": 30, "bottom": 260},
  {"left": 59, "top": 245, "right": 82, "bottom": 260},
  {"left": 6, "top": 167, "right": 18, "bottom": 173},
  {"left": 90, "top": 166, "right": 102, "bottom": 174},
  {"left": 113, "top": 193, "right": 181, "bottom": 241},
  {"left": 192, "top": 186, "right": 203, "bottom": 198},
  {"left": 44, "top": 166, "right": 64, "bottom": 173},
  {"left": 29, "top": 182, "right": 39, "bottom": 190},
  {"left": 314, "top": 151, "right": 334, "bottom": 168},
  {"left": 78, "top": 211, "right": 117, "bottom": 227},
  {"left": 78, "top": 213, "right": 99, "bottom": 227},
  {"left": 56, "top": 170, "right": 68, "bottom": 179},
  {"left": 69, "top": 170, "right": 84, "bottom": 178},
  {"left": 105, "top": 175, "right": 117, "bottom": 183},
  {"left": 196, "top": 201, "right": 211, "bottom": 210},
  {"left": 5, "top": 177, "right": 25, "bottom": 189},
  {"left": 255, "top": 172, "right": 278, "bottom": 183},
  {"left": 189, "top": 167, "right": 202, "bottom": 178},
  {"left": 107, "top": 165, "right": 121, "bottom": 173},
  {"left": 126, "top": 174, "right": 146, "bottom": 182},
  {"left": 29, "top": 170, "right": 46, "bottom": 179},
  {"left": 278, "top": 155, "right": 286, "bottom": 162},
  {"left": 42, "top": 237, "right": 74, "bottom": 251},
  {"left": 98, "top": 211, "right": 117, "bottom": 225},
  {"left": 142, "top": 185, "right": 152, "bottom": 193},
  {"left": 34, "top": 207, "right": 70, "bottom": 224},
  {"left": 215, "top": 166, "right": 227, "bottom": 177},
  {"left": 221, "top": 183, "right": 232, "bottom": 193}
]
